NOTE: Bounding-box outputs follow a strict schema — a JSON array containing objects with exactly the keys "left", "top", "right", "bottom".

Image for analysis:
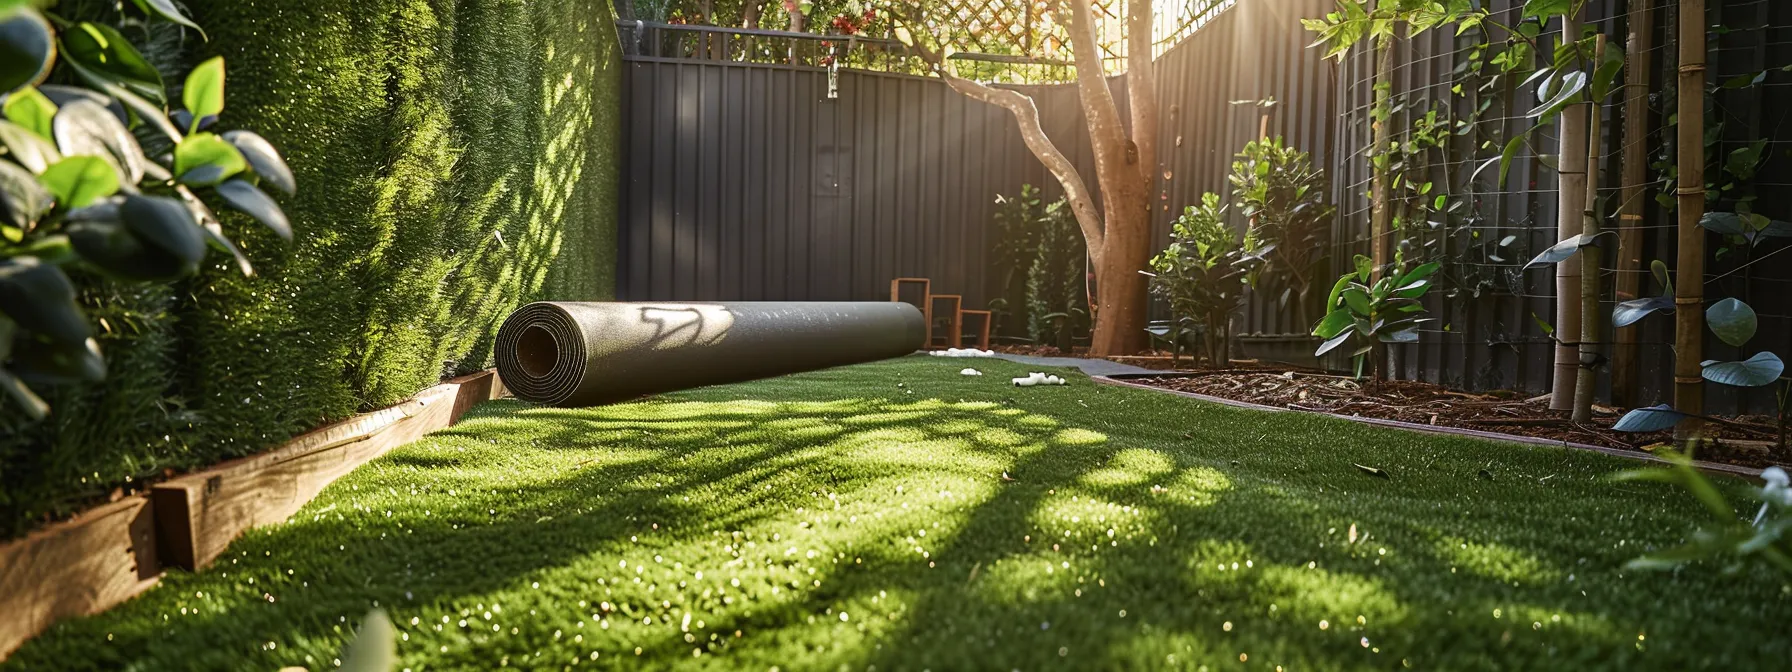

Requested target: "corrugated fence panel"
[
  {"left": 619, "top": 62, "right": 1037, "bottom": 310},
  {"left": 617, "top": 0, "right": 1787, "bottom": 413}
]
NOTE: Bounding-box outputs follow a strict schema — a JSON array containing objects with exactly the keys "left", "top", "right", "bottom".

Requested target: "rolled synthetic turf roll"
[{"left": 495, "top": 301, "right": 927, "bottom": 406}]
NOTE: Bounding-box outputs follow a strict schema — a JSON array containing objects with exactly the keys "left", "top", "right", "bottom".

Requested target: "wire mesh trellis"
[{"left": 1331, "top": 0, "right": 1792, "bottom": 413}]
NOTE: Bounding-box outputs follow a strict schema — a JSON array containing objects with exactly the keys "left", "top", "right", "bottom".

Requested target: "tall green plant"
[
  {"left": 1312, "top": 256, "right": 1438, "bottom": 380},
  {"left": 1147, "top": 193, "right": 1259, "bottom": 367},
  {"left": 1024, "top": 197, "right": 1086, "bottom": 351},
  {"left": 1230, "top": 136, "right": 1333, "bottom": 327},
  {"left": 988, "top": 184, "right": 1045, "bottom": 336},
  {"left": 0, "top": 0, "right": 294, "bottom": 420}
]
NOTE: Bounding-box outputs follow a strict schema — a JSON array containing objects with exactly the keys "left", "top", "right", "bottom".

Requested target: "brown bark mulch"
[{"left": 1126, "top": 369, "right": 1788, "bottom": 470}]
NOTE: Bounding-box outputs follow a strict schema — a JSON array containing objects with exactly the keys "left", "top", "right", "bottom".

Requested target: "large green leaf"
[
  {"left": 1527, "top": 70, "right": 1586, "bottom": 120},
  {"left": 222, "top": 130, "right": 294, "bottom": 195},
  {"left": 0, "top": 118, "right": 60, "bottom": 172},
  {"left": 1706, "top": 297, "right": 1757, "bottom": 347},
  {"left": 181, "top": 57, "right": 224, "bottom": 133},
  {"left": 66, "top": 194, "right": 205, "bottom": 281},
  {"left": 1701, "top": 352, "right": 1784, "bottom": 388},
  {"left": 1313, "top": 309, "right": 1352, "bottom": 339},
  {"left": 3, "top": 86, "right": 54, "bottom": 140},
  {"left": 40, "top": 155, "right": 119, "bottom": 210},
  {"left": 129, "top": 0, "right": 206, "bottom": 38},
  {"left": 59, "top": 22, "right": 166, "bottom": 106},
  {"left": 1396, "top": 261, "right": 1441, "bottom": 286},
  {"left": 0, "top": 158, "right": 50, "bottom": 228},
  {"left": 0, "top": 256, "right": 89, "bottom": 344},
  {"left": 1471, "top": 130, "right": 1533, "bottom": 188},
  {"left": 1523, "top": 233, "right": 1605, "bottom": 270},
  {"left": 214, "top": 179, "right": 290, "bottom": 240},
  {"left": 0, "top": 8, "right": 53, "bottom": 94},
  {"left": 1324, "top": 273, "right": 1353, "bottom": 311},
  {"left": 174, "top": 184, "right": 250, "bottom": 276},
  {"left": 1521, "top": 0, "right": 1570, "bottom": 20},
  {"left": 1315, "top": 330, "right": 1355, "bottom": 357},
  {"left": 173, "top": 132, "right": 246, "bottom": 185},
  {"left": 120, "top": 194, "right": 205, "bottom": 263},
  {"left": 1341, "top": 286, "right": 1372, "bottom": 316},
  {"left": 1612, "top": 404, "right": 1688, "bottom": 432},
  {"left": 1612, "top": 294, "right": 1673, "bottom": 328},
  {"left": 52, "top": 99, "right": 148, "bottom": 184}
]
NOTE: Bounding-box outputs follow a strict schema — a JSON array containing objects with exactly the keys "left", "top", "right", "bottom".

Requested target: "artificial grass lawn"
[{"left": 9, "top": 356, "right": 1790, "bottom": 670}]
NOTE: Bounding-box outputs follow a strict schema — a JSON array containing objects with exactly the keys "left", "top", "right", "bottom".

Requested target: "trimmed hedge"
[{"left": 0, "top": 0, "right": 621, "bottom": 538}]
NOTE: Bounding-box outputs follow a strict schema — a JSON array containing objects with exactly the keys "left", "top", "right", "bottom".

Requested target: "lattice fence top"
[
  {"left": 918, "top": 0, "right": 1234, "bottom": 73},
  {"left": 629, "top": 0, "right": 1234, "bottom": 78}
]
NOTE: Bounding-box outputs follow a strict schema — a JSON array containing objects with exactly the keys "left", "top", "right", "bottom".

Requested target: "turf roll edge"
[{"left": 494, "top": 301, "right": 926, "bottom": 406}]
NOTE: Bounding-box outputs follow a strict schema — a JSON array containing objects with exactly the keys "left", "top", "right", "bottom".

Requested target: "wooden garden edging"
[
  {"left": 0, "top": 370, "right": 506, "bottom": 660},
  {"left": 1091, "top": 373, "right": 1764, "bottom": 479}
]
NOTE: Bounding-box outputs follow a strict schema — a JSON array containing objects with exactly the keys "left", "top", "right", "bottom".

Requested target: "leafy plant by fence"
[
  {"left": 1023, "top": 194, "right": 1087, "bottom": 349},
  {"left": 1147, "top": 193, "right": 1258, "bottom": 366},
  {"left": 1231, "top": 136, "right": 1334, "bottom": 328}
]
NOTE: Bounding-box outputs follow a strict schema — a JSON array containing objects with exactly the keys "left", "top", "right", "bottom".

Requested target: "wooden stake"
[
  {"left": 1552, "top": 7, "right": 1589, "bottom": 410},
  {"left": 1611, "top": 0, "right": 1653, "bottom": 408},
  {"left": 1574, "top": 35, "right": 1608, "bottom": 423},
  {"left": 1674, "top": 0, "right": 1707, "bottom": 441}
]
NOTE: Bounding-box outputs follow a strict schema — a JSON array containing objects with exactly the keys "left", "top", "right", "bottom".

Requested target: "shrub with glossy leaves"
[
  {"left": 1148, "top": 193, "right": 1260, "bottom": 367},
  {"left": 0, "top": 0, "right": 294, "bottom": 420}
]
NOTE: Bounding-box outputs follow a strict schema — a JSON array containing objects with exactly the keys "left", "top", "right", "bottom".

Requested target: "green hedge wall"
[{"left": 0, "top": 0, "right": 621, "bottom": 538}]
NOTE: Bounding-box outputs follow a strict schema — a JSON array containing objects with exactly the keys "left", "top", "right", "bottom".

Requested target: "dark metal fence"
[
  {"left": 614, "top": 0, "right": 1791, "bottom": 413},
  {"left": 616, "top": 31, "right": 1038, "bottom": 309},
  {"left": 1333, "top": 0, "right": 1792, "bottom": 413}
]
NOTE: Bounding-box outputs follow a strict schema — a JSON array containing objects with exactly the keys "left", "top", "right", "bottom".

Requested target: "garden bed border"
[
  {"left": 1092, "top": 373, "right": 1764, "bottom": 479},
  {"left": 0, "top": 370, "right": 506, "bottom": 661}
]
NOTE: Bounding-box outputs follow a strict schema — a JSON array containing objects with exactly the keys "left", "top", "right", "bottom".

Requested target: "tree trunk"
[
  {"left": 1063, "top": 0, "right": 1150, "bottom": 356},
  {"left": 1612, "top": 0, "right": 1653, "bottom": 408},
  {"left": 1090, "top": 198, "right": 1151, "bottom": 355},
  {"left": 1674, "top": 0, "right": 1707, "bottom": 443},
  {"left": 920, "top": 0, "right": 1154, "bottom": 356},
  {"left": 1573, "top": 35, "right": 1607, "bottom": 423},
  {"left": 1551, "top": 7, "right": 1588, "bottom": 410}
]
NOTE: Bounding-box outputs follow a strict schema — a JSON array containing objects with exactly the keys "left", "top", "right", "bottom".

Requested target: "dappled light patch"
[
  {"left": 12, "top": 358, "right": 1792, "bottom": 670},
  {"left": 1436, "top": 536, "right": 1561, "bottom": 585},
  {"left": 839, "top": 410, "right": 938, "bottom": 426},
  {"left": 1051, "top": 428, "right": 1109, "bottom": 446},
  {"left": 1161, "top": 466, "right": 1232, "bottom": 507},
  {"left": 971, "top": 427, "right": 1029, "bottom": 448},
  {"left": 1188, "top": 546, "right": 1409, "bottom": 635},
  {"left": 927, "top": 418, "right": 985, "bottom": 435},
  {"left": 842, "top": 436, "right": 1007, "bottom": 474},
  {"left": 1080, "top": 448, "right": 1175, "bottom": 488}
]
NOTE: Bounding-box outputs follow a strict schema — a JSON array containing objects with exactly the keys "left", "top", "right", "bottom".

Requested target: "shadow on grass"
[{"left": 7, "top": 358, "right": 1789, "bottom": 670}]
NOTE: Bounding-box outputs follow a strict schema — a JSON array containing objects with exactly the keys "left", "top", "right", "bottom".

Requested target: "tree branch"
[
  {"left": 1060, "top": 0, "right": 1134, "bottom": 232},
  {"left": 1126, "top": 0, "right": 1158, "bottom": 190},
  {"left": 936, "top": 69, "right": 1107, "bottom": 254}
]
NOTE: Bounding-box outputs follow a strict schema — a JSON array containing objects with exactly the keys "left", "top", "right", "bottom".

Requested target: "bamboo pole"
[
  {"left": 1552, "top": 8, "right": 1588, "bottom": 410},
  {"left": 1574, "top": 35, "right": 1608, "bottom": 423},
  {"left": 1674, "top": 0, "right": 1707, "bottom": 442},
  {"left": 1611, "top": 0, "right": 1653, "bottom": 408}
]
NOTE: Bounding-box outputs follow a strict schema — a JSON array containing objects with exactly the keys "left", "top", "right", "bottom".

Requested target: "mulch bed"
[{"left": 1125, "top": 369, "right": 1788, "bottom": 470}]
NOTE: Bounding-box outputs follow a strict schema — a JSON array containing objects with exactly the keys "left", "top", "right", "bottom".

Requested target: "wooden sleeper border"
[
  {"left": 0, "top": 370, "right": 507, "bottom": 661},
  {"left": 1091, "top": 373, "right": 1764, "bottom": 479}
]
